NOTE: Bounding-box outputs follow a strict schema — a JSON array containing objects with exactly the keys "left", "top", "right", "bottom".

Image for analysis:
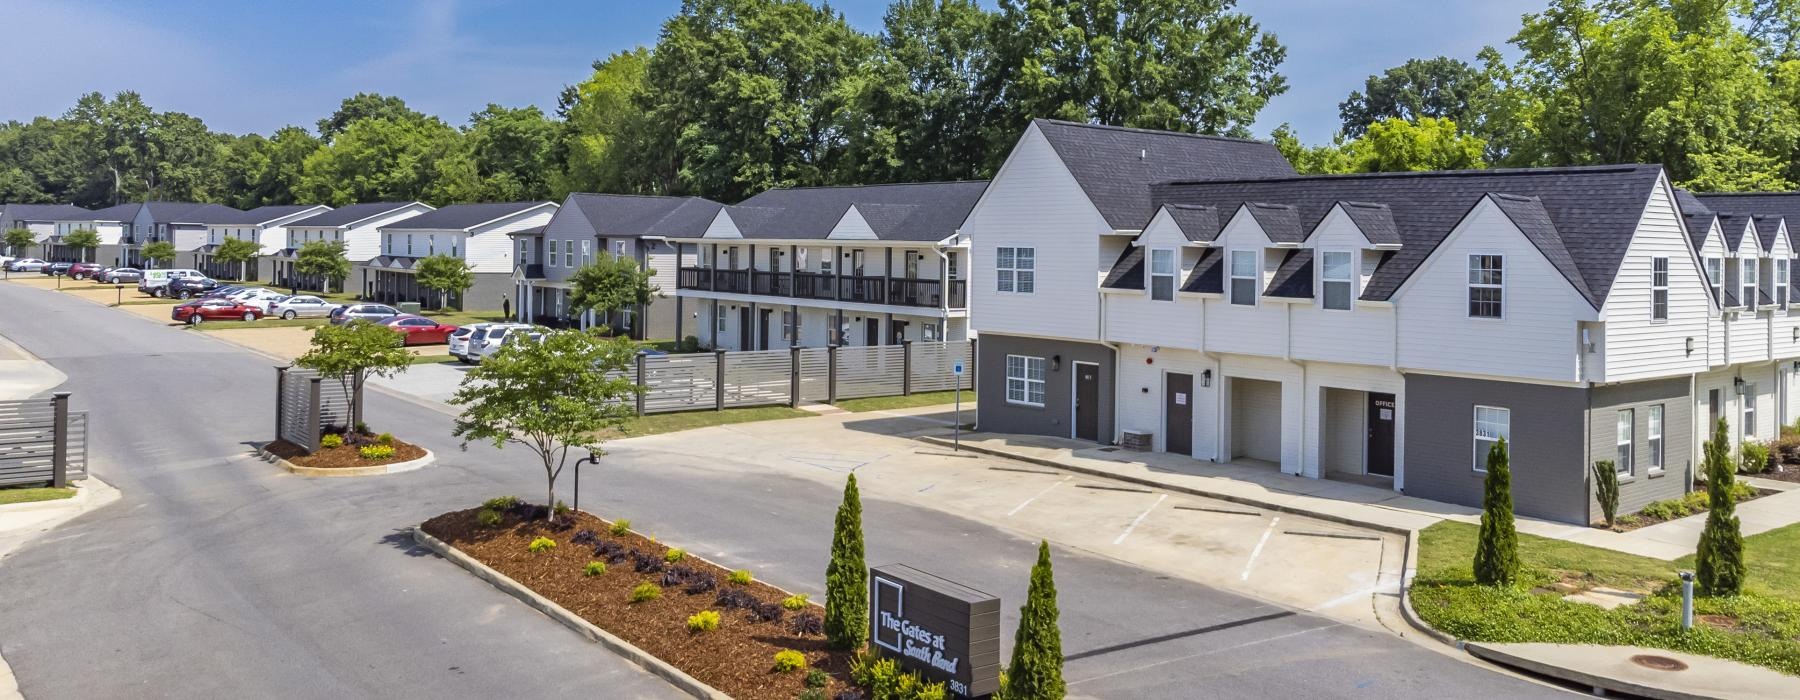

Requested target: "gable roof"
[
  {"left": 1242, "top": 203, "right": 1304, "bottom": 243},
  {"left": 1337, "top": 201, "right": 1403, "bottom": 246},
  {"left": 1032, "top": 119, "right": 1296, "bottom": 231},
  {"left": 1150, "top": 164, "right": 1665, "bottom": 306},
  {"left": 1182, "top": 248, "right": 1225, "bottom": 294},
  {"left": 699, "top": 181, "right": 988, "bottom": 241},
  {"left": 1681, "top": 213, "right": 1717, "bottom": 251},
  {"left": 382, "top": 202, "right": 553, "bottom": 231},
  {"left": 1693, "top": 191, "right": 1800, "bottom": 250},
  {"left": 88, "top": 203, "right": 142, "bottom": 222},
  {"left": 1754, "top": 216, "right": 1785, "bottom": 251},
  {"left": 563, "top": 193, "right": 724, "bottom": 238},
  {"left": 1158, "top": 204, "right": 1221, "bottom": 242},
  {"left": 2, "top": 203, "right": 91, "bottom": 221},
  {"left": 167, "top": 203, "right": 244, "bottom": 225},
  {"left": 202, "top": 204, "right": 327, "bottom": 226},
  {"left": 288, "top": 202, "right": 426, "bottom": 228},
  {"left": 1488, "top": 193, "right": 1594, "bottom": 307},
  {"left": 1717, "top": 214, "right": 1754, "bottom": 251}
]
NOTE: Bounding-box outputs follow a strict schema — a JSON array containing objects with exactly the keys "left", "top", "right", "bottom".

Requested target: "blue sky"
[{"left": 0, "top": 0, "right": 1545, "bottom": 144}]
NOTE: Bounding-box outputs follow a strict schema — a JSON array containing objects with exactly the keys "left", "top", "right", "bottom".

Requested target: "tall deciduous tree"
[
  {"left": 213, "top": 237, "right": 262, "bottom": 282},
  {"left": 1274, "top": 117, "right": 1486, "bottom": 174},
  {"left": 1339, "top": 57, "right": 1493, "bottom": 138},
  {"left": 295, "top": 321, "right": 414, "bottom": 432},
  {"left": 840, "top": 0, "right": 999, "bottom": 183},
  {"left": 220, "top": 127, "right": 320, "bottom": 208},
  {"left": 61, "top": 229, "right": 100, "bottom": 263},
  {"left": 316, "top": 93, "right": 422, "bottom": 142},
  {"left": 568, "top": 254, "right": 656, "bottom": 331},
  {"left": 555, "top": 49, "right": 655, "bottom": 197},
  {"left": 294, "top": 240, "right": 350, "bottom": 293},
  {"left": 141, "top": 241, "right": 176, "bottom": 268},
  {"left": 824, "top": 473, "right": 867, "bottom": 650},
  {"left": 4, "top": 228, "right": 35, "bottom": 257},
  {"left": 1695, "top": 417, "right": 1746, "bottom": 596},
  {"left": 415, "top": 254, "right": 474, "bottom": 310},
  {"left": 298, "top": 116, "right": 462, "bottom": 205},
  {"left": 1473, "top": 437, "right": 1521, "bottom": 587},
  {"left": 450, "top": 331, "right": 641, "bottom": 523}
]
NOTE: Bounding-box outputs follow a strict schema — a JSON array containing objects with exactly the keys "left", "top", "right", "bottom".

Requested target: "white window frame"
[
  {"left": 715, "top": 309, "right": 727, "bottom": 334},
  {"left": 1742, "top": 258, "right": 1758, "bottom": 307},
  {"left": 1005, "top": 354, "right": 1046, "bottom": 407},
  {"left": 1473, "top": 405, "right": 1509, "bottom": 472},
  {"left": 1706, "top": 257, "right": 1722, "bottom": 302},
  {"left": 581, "top": 239, "right": 591, "bottom": 266},
  {"left": 1229, "top": 250, "right": 1258, "bottom": 306},
  {"left": 1148, "top": 248, "right": 1175, "bottom": 301},
  {"left": 1320, "top": 250, "right": 1354, "bottom": 311},
  {"left": 1615, "top": 409, "right": 1633, "bottom": 476},
  {"left": 995, "top": 246, "right": 1034, "bottom": 293},
  {"left": 1744, "top": 388, "right": 1757, "bottom": 436},
  {"left": 1648, "top": 404, "right": 1664, "bottom": 472},
  {"left": 1651, "top": 257, "right": 1668, "bottom": 321},
  {"left": 1468, "top": 254, "right": 1504, "bottom": 319},
  {"left": 1779, "top": 258, "right": 1789, "bottom": 308}
]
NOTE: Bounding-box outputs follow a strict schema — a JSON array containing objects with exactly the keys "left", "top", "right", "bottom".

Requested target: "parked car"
[
  {"left": 170, "top": 298, "right": 264, "bottom": 324},
  {"left": 467, "top": 324, "right": 543, "bottom": 363},
  {"left": 447, "top": 322, "right": 500, "bottom": 362},
  {"left": 41, "top": 262, "right": 74, "bottom": 276},
  {"left": 67, "top": 262, "right": 106, "bottom": 280},
  {"left": 6, "top": 258, "right": 47, "bottom": 272},
  {"left": 102, "top": 268, "right": 143, "bottom": 284},
  {"left": 268, "top": 295, "right": 339, "bottom": 320},
  {"left": 138, "top": 269, "right": 206, "bottom": 297},
  {"left": 0, "top": 256, "right": 13, "bottom": 268},
  {"left": 164, "top": 276, "right": 220, "bottom": 299},
  {"left": 380, "top": 315, "right": 459, "bottom": 345},
  {"left": 198, "top": 285, "right": 250, "bottom": 301},
  {"left": 234, "top": 289, "right": 289, "bottom": 313},
  {"left": 328, "top": 303, "right": 401, "bottom": 325}
]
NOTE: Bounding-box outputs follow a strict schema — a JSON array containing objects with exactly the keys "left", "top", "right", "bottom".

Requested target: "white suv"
[{"left": 467, "top": 324, "right": 543, "bottom": 364}]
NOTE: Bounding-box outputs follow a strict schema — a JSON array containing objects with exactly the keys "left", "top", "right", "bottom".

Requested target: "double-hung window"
[
  {"left": 1004, "top": 355, "right": 1046, "bottom": 407},
  {"left": 1648, "top": 405, "right": 1664, "bottom": 472},
  {"left": 1229, "top": 250, "right": 1258, "bottom": 305},
  {"left": 1743, "top": 258, "right": 1758, "bottom": 307},
  {"left": 1779, "top": 258, "right": 1790, "bottom": 308},
  {"left": 1321, "top": 251, "right": 1353, "bottom": 311},
  {"left": 1473, "top": 406, "right": 1510, "bottom": 471},
  {"left": 564, "top": 240, "right": 574, "bottom": 268},
  {"left": 1149, "top": 249, "right": 1175, "bottom": 301},
  {"left": 1745, "top": 388, "right": 1758, "bottom": 436},
  {"left": 996, "top": 247, "right": 1034, "bottom": 293},
  {"left": 1615, "top": 409, "right": 1634, "bottom": 475},
  {"left": 1468, "top": 254, "right": 1503, "bottom": 318},
  {"left": 781, "top": 310, "right": 795, "bottom": 342},
  {"left": 1706, "top": 257, "right": 1722, "bottom": 301},
  {"left": 715, "top": 309, "right": 727, "bottom": 334},
  {"left": 581, "top": 239, "right": 591, "bottom": 266},
  {"left": 1651, "top": 257, "right": 1668, "bottom": 321}
]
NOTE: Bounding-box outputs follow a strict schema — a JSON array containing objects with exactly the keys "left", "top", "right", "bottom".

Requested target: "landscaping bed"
[
  {"left": 421, "top": 505, "right": 854, "bottom": 700},
  {"left": 265, "top": 435, "right": 426, "bottom": 469},
  {"left": 1604, "top": 481, "right": 1774, "bottom": 531}
]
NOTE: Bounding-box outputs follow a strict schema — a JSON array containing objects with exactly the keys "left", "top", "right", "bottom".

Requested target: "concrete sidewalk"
[{"left": 1465, "top": 642, "right": 1800, "bottom": 700}]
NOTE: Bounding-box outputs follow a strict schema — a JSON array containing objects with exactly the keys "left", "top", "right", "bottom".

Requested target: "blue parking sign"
[{"left": 953, "top": 361, "right": 964, "bottom": 376}]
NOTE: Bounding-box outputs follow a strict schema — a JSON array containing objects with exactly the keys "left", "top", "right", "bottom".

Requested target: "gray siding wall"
[
  {"left": 540, "top": 206, "right": 594, "bottom": 284},
  {"left": 464, "top": 272, "right": 514, "bottom": 311},
  {"left": 1404, "top": 373, "right": 1589, "bottom": 523},
  {"left": 1589, "top": 378, "right": 1692, "bottom": 517},
  {"left": 976, "top": 334, "right": 1115, "bottom": 443}
]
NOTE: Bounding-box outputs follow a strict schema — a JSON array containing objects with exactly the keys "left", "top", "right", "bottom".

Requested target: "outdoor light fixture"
[
  {"left": 1685, "top": 337, "right": 1695, "bottom": 356},
  {"left": 1050, "top": 354, "right": 1062, "bottom": 371},
  {"left": 1202, "top": 369, "right": 1213, "bottom": 387}
]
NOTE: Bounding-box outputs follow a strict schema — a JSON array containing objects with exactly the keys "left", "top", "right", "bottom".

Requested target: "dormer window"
[
  {"left": 1743, "top": 258, "right": 1758, "bottom": 307},
  {"left": 1468, "top": 254, "right": 1503, "bottom": 319},
  {"left": 1706, "top": 257, "right": 1722, "bottom": 300},
  {"left": 1320, "top": 251, "right": 1353, "bottom": 311},
  {"left": 1149, "top": 249, "right": 1175, "bottom": 301},
  {"left": 1229, "top": 250, "right": 1258, "bottom": 306},
  {"left": 1779, "top": 258, "right": 1790, "bottom": 308}
]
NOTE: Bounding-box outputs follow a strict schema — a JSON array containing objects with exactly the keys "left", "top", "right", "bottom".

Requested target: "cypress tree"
[
  {"left": 1592, "top": 460, "right": 1620, "bottom": 528},
  {"left": 1473, "top": 437, "right": 1521, "bottom": 586},
  {"left": 1001, "top": 541, "right": 1066, "bottom": 700},
  {"left": 824, "top": 473, "right": 868, "bottom": 650},
  {"left": 1696, "top": 417, "right": 1746, "bottom": 596}
]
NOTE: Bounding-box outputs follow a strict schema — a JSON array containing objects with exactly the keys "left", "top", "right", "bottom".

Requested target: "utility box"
[
  {"left": 397, "top": 301, "right": 422, "bottom": 315},
  {"left": 1120, "top": 430, "right": 1154, "bottom": 451}
]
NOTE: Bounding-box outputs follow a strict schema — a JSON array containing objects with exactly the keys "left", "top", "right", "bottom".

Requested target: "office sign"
[{"left": 870, "top": 564, "right": 1000, "bottom": 698}]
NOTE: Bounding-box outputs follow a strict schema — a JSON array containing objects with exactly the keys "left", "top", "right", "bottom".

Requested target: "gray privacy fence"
[
  {"left": 629, "top": 340, "right": 974, "bottom": 415},
  {"left": 0, "top": 393, "right": 88, "bottom": 487},
  {"left": 275, "top": 366, "right": 358, "bottom": 454}
]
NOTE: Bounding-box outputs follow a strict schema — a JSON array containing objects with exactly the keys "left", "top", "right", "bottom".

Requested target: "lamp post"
[{"left": 573, "top": 452, "right": 601, "bottom": 516}]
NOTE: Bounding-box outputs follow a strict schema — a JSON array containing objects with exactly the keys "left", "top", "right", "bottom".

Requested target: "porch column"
[{"left": 675, "top": 294, "right": 685, "bottom": 344}]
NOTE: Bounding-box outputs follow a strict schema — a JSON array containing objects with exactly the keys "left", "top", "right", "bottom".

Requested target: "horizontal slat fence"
[
  {"left": 0, "top": 395, "right": 86, "bottom": 487},
  {"left": 625, "top": 340, "right": 972, "bottom": 415},
  {"left": 835, "top": 345, "right": 907, "bottom": 399}
]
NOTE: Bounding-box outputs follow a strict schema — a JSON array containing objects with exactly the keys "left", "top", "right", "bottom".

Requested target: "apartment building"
[
  {"left": 265, "top": 202, "right": 434, "bottom": 292},
  {"left": 1, "top": 204, "right": 93, "bottom": 260},
  {"left": 190, "top": 205, "right": 331, "bottom": 280},
  {"left": 357, "top": 201, "right": 556, "bottom": 311},
  {"left": 669, "top": 182, "right": 985, "bottom": 350}
]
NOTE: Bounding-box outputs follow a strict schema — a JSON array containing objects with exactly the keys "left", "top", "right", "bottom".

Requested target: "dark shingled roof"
[
  {"left": 383, "top": 202, "right": 552, "bottom": 231},
  {"left": 710, "top": 181, "right": 988, "bottom": 241},
  {"left": 1753, "top": 216, "right": 1785, "bottom": 251},
  {"left": 1101, "top": 246, "right": 1145, "bottom": 289},
  {"left": 1244, "top": 203, "right": 1305, "bottom": 243},
  {"left": 1181, "top": 248, "right": 1224, "bottom": 294},
  {"left": 644, "top": 198, "right": 735, "bottom": 238},
  {"left": 563, "top": 194, "right": 724, "bottom": 237},
  {"left": 1694, "top": 191, "right": 1800, "bottom": 250},
  {"left": 1150, "top": 164, "right": 1665, "bottom": 307},
  {"left": 1337, "top": 202, "right": 1403, "bottom": 246},
  {"left": 168, "top": 203, "right": 245, "bottom": 224},
  {"left": 289, "top": 202, "right": 424, "bottom": 228},
  {"left": 1681, "top": 213, "right": 1717, "bottom": 251},
  {"left": 1489, "top": 194, "right": 1594, "bottom": 308},
  {"left": 1159, "top": 204, "right": 1221, "bottom": 242},
  {"left": 202, "top": 204, "right": 327, "bottom": 226},
  {"left": 2, "top": 203, "right": 92, "bottom": 221},
  {"left": 1265, "top": 250, "right": 1314, "bottom": 298},
  {"left": 88, "top": 203, "right": 141, "bottom": 222},
  {"left": 1717, "top": 215, "right": 1753, "bottom": 251},
  {"left": 1033, "top": 119, "right": 1296, "bottom": 230}
]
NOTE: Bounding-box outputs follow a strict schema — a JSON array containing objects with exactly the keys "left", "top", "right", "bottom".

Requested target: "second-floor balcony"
[{"left": 678, "top": 267, "right": 966, "bottom": 309}]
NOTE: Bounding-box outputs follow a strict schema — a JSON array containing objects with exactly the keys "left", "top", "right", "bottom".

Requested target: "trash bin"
[{"left": 397, "top": 301, "right": 422, "bottom": 315}]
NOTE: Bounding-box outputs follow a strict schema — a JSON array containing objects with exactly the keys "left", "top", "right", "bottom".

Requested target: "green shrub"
[
  {"left": 805, "top": 668, "right": 830, "bottom": 689},
  {"left": 728, "top": 569, "right": 753, "bottom": 585},
  {"left": 664, "top": 547, "right": 686, "bottom": 563},
  {"left": 797, "top": 690, "right": 826, "bottom": 700},
  {"left": 583, "top": 561, "right": 606, "bottom": 576},
  {"left": 1474, "top": 438, "right": 1520, "bottom": 586},
  {"left": 772, "top": 650, "right": 807, "bottom": 673},
  {"left": 476, "top": 508, "right": 503, "bottom": 528},
  {"left": 851, "top": 652, "right": 948, "bottom": 700},
  {"left": 826, "top": 474, "right": 868, "bottom": 650},
  {"left": 484, "top": 495, "right": 520, "bottom": 510},
  {"left": 1741, "top": 441, "right": 1772, "bottom": 475},
  {"left": 527, "top": 536, "right": 557, "bottom": 553},
  {"left": 375, "top": 432, "right": 395, "bottom": 446},
  {"left": 782, "top": 593, "right": 810, "bottom": 610},
  {"left": 630, "top": 582, "right": 661, "bottom": 603},
  {"left": 320, "top": 434, "right": 344, "bottom": 449},
  {"left": 686, "top": 610, "right": 721, "bottom": 632},
  {"left": 1591, "top": 460, "right": 1619, "bottom": 527},
  {"left": 609, "top": 519, "right": 631, "bottom": 536},
  {"left": 358, "top": 444, "right": 396, "bottom": 460},
  {"left": 1696, "top": 418, "right": 1746, "bottom": 596},
  {"left": 554, "top": 500, "right": 572, "bottom": 518},
  {"left": 1000, "top": 541, "right": 1065, "bottom": 700}
]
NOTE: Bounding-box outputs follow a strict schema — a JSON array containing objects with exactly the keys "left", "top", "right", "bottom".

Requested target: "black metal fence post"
[
  {"left": 50, "top": 392, "right": 70, "bottom": 488},
  {"left": 635, "top": 352, "right": 648, "bottom": 417},
  {"left": 827, "top": 344, "right": 839, "bottom": 405},
  {"left": 789, "top": 346, "right": 802, "bottom": 407},
  {"left": 902, "top": 340, "right": 913, "bottom": 396},
  {"left": 714, "top": 349, "right": 727, "bottom": 411}
]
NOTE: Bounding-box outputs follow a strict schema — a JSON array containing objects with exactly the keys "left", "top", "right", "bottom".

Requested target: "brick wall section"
[{"left": 1404, "top": 373, "right": 1589, "bottom": 523}]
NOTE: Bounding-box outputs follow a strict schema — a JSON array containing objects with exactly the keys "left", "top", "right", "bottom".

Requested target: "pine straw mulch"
[
  {"left": 265, "top": 437, "right": 426, "bottom": 469},
  {"left": 421, "top": 507, "right": 855, "bottom": 700}
]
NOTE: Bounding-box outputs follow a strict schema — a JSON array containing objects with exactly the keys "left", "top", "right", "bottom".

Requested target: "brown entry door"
[
  {"left": 739, "top": 307, "right": 753, "bottom": 350},
  {"left": 1367, "top": 393, "right": 1396, "bottom": 477},
  {"left": 1075, "top": 362, "right": 1100, "bottom": 442},
  {"left": 865, "top": 318, "right": 880, "bottom": 346},
  {"left": 758, "top": 309, "right": 772, "bottom": 351},
  {"left": 1165, "top": 373, "right": 1193, "bottom": 456}
]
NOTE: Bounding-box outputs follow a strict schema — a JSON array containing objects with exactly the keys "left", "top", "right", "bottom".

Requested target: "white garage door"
[
  {"left": 1230, "top": 378, "right": 1282, "bottom": 463},
  {"left": 1322, "top": 388, "right": 1365, "bottom": 475}
]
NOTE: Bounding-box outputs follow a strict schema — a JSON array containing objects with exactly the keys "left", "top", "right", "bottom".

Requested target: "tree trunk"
[{"left": 545, "top": 468, "right": 557, "bottom": 524}]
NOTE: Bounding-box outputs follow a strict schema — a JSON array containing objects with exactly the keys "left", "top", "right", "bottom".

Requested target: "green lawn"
[
  {"left": 0, "top": 486, "right": 76, "bottom": 506},
  {"left": 599, "top": 405, "right": 814, "bottom": 439},
  {"left": 1411, "top": 521, "right": 1800, "bottom": 675},
  {"left": 187, "top": 318, "right": 326, "bottom": 331},
  {"left": 409, "top": 354, "right": 461, "bottom": 365},
  {"left": 835, "top": 390, "right": 975, "bottom": 412}
]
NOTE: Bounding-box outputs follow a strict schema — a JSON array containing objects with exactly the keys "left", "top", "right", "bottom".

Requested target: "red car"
[
  {"left": 67, "top": 263, "right": 107, "bottom": 280},
  {"left": 380, "top": 315, "right": 459, "bottom": 345},
  {"left": 171, "top": 298, "right": 264, "bottom": 324}
]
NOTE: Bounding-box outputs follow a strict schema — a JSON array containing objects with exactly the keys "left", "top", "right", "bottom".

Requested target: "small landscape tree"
[
  {"left": 1695, "top": 417, "right": 1746, "bottom": 596},
  {"left": 62, "top": 229, "right": 100, "bottom": 262},
  {"left": 824, "top": 473, "right": 867, "bottom": 650},
  {"left": 1591, "top": 460, "right": 1619, "bottom": 528},
  {"left": 449, "top": 330, "right": 640, "bottom": 523},
  {"left": 294, "top": 240, "right": 351, "bottom": 294},
  {"left": 4, "top": 228, "right": 35, "bottom": 257},
  {"left": 141, "top": 241, "right": 176, "bottom": 268},
  {"left": 294, "top": 321, "right": 413, "bottom": 433},
  {"left": 1000, "top": 541, "right": 1065, "bottom": 700},
  {"left": 1473, "top": 437, "right": 1521, "bottom": 586},
  {"left": 214, "top": 237, "right": 261, "bottom": 282},
  {"left": 415, "top": 254, "right": 474, "bottom": 311},
  {"left": 569, "top": 254, "right": 655, "bottom": 334}
]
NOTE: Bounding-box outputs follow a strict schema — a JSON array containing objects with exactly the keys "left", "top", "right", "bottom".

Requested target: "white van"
[{"left": 137, "top": 269, "right": 205, "bottom": 297}]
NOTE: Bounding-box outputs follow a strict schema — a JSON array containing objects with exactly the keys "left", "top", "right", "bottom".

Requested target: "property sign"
[{"left": 870, "top": 564, "right": 1000, "bottom": 698}]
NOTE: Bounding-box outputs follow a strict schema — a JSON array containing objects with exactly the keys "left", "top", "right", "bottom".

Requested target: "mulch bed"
[
  {"left": 1758, "top": 463, "right": 1800, "bottom": 483},
  {"left": 421, "top": 507, "right": 855, "bottom": 700},
  {"left": 1601, "top": 482, "right": 1778, "bottom": 532},
  {"left": 265, "top": 437, "right": 426, "bottom": 469}
]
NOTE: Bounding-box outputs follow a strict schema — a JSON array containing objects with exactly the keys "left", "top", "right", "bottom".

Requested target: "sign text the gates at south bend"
[{"left": 870, "top": 564, "right": 1000, "bottom": 698}]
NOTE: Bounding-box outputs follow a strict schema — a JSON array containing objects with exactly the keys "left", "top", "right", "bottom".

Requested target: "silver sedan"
[{"left": 267, "top": 295, "right": 341, "bottom": 320}]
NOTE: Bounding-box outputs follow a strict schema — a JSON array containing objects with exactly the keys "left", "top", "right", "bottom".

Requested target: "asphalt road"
[{"left": 0, "top": 282, "right": 1571, "bottom": 699}]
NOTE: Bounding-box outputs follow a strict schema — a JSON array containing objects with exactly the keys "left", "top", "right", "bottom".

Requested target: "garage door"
[
  {"left": 1322, "top": 388, "right": 1365, "bottom": 475},
  {"left": 1230, "top": 378, "right": 1282, "bottom": 463}
]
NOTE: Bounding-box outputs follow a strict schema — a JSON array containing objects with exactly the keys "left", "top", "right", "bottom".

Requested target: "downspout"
[
  {"left": 1097, "top": 285, "right": 1123, "bottom": 446},
  {"left": 933, "top": 244, "right": 953, "bottom": 339},
  {"left": 1199, "top": 295, "right": 1225, "bottom": 463}
]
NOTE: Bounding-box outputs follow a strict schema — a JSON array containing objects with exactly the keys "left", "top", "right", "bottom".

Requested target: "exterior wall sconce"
[
  {"left": 1685, "top": 337, "right": 1694, "bottom": 356},
  {"left": 1050, "top": 355, "right": 1062, "bottom": 372},
  {"left": 1202, "top": 369, "right": 1213, "bottom": 387}
]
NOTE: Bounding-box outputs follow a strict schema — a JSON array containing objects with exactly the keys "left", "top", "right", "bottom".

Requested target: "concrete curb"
[
  {"left": 410, "top": 526, "right": 731, "bottom": 700},
  {"left": 254, "top": 444, "right": 434, "bottom": 477},
  {"left": 1463, "top": 643, "right": 1723, "bottom": 700},
  {"left": 916, "top": 435, "right": 1412, "bottom": 536},
  {"left": 1395, "top": 529, "right": 1463, "bottom": 649}
]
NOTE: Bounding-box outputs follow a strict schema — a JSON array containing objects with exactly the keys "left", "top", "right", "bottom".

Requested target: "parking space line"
[
  {"left": 1240, "top": 516, "right": 1280, "bottom": 581},
  {"left": 1112, "top": 494, "right": 1167, "bottom": 545},
  {"left": 1006, "top": 475, "right": 1071, "bottom": 517}
]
